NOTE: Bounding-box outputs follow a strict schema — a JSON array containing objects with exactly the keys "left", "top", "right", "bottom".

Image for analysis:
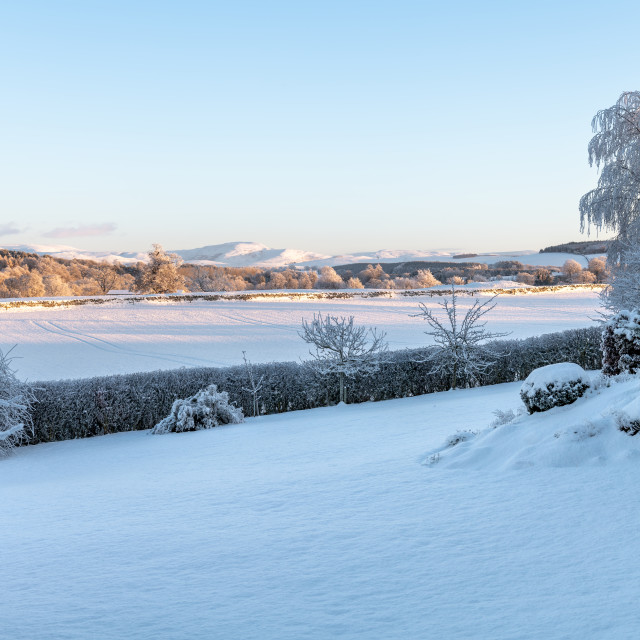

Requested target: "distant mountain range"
[{"left": 0, "top": 241, "right": 606, "bottom": 269}]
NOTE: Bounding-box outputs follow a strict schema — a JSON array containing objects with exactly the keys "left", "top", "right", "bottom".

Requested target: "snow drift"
[{"left": 426, "top": 373, "right": 640, "bottom": 470}]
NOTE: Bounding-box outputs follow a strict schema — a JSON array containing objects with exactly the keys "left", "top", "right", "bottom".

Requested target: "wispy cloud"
[
  {"left": 0, "top": 222, "right": 23, "bottom": 236},
  {"left": 44, "top": 223, "right": 117, "bottom": 238}
]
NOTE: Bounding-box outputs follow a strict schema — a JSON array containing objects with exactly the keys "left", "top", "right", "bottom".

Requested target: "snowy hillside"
[
  {"left": 0, "top": 289, "right": 601, "bottom": 381},
  {"left": 2, "top": 379, "right": 639, "bottom": 639},
  {"left": 428, "top": 373, "right": 640, "bottom": 470},
  {"left": 0, "top": 241, "right": 606, "bottom": 269}
]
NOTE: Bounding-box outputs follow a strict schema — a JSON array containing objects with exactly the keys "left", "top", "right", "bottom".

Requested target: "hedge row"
[
  {"left": 26, "top": 326, "right": 602, "bottom": 445},
  {"left": 1, "top": 283, "right": 604, "bottom": 310}
]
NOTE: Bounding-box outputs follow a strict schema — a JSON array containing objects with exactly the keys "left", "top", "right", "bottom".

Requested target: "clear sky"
[{"left": 1, "top": 0, "right": 638, "bottom": 255}]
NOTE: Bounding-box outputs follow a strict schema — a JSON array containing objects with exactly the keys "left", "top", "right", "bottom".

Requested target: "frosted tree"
[
  {"left": 580, "top": 91, "right": 640, "bottom": 267},
  {"left": 242, "top": 351, "right": 264, "bottom": 417},
  {"left": 412, "top": 285, "right": 509, "bottom": 389},
  {"left": 299, "top": 313, "right": 387, "bottom": 404},
  {"left": 94, "top": 264, "right": 122, "bottom": 293},
  {"left": 138, "top": 244, "right": 185, "bottom": 294},
  {"left": 600, "top": 241, "right": 640, "bottom": 312},
  {"left": 562, "top": 259, "right": 583, "bottom": 281},
  {"left": 588, "top": 257, "right": 608, "bottom": 283},
  {"left": 534, "top": 268, "right": 553, "bottom": 285},
  {"left": 415, "top": 269, "right": 441, "bottom": 288},
  {"left": 346, "top": 276, "right": 364, "bottom": 289},
  {"left": 0, "top": 348, "right": 34, "bottom": 456},
  {"left": 315, "top": 266, "right": 344, "bottom": 289}
]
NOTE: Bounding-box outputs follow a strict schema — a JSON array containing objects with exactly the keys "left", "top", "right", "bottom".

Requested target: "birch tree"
[
  {"left": 579, "top": 91, "right": 640, "bottom": 267},
  {"left": 299, "top": 313, "right": 387, "bottom": 404}
]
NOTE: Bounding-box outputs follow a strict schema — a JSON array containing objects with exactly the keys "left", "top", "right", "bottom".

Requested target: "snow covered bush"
[
  {"left": 444, "top": 430, "right": 477, "bottom": 447},
  {"left": 0, "top": 348, "right": 34, "bottom": 456},
  {"left": 613, "top": 397, "right": 640, "bottom": 436},
  {"left": 150, "top": 384, "right": 243, "bottom": 434},
  {"left": 490, "top": 408, "right": 521, "bottom": 428},
  {"left": 601, "top": 309, "right": 640, "bottom": 376},
  {"left": 520, "top": 363, "right": 590, "bottom": 414}
]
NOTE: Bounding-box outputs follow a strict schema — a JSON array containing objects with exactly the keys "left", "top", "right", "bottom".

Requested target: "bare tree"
[
  {"left": 241, "top": 351, "right": 264, "bottom": 417},
  {"left": 299, "top": 313, "right": 387, "bottom": 404},
  {"left": 0, "top": 348, "right": 34, "bottom": 456},
  {"left": 94, "top": 264, "right": 121, "bottom": 293},
  {"left": 412, "top": 285, "right": 510, "bottom": 389}
]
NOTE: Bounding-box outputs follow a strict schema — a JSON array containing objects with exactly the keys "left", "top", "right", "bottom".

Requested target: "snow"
[
  {"left": 0, "top": 289, "right": 602, "bottom": 381},
  {"left": 173, "top": 241, "right": 330, "bottom": 267},
  {"left": 1, "top": 241, "right": 607, "bottom": 269},
  {"left": 521, "top": 362, "right": 588, "bottom": 394},
  {"left": 0, "top": 243, "right": 148, "bottom": 265},
  {"left": 620, "top": 396, "right": 640, "bottom": 422},
  {"left": 427, "top": 374, "right": 640, "bottom": 471},
  {"left": 2, "top": 379, "right": 640, "bottom": 639}
]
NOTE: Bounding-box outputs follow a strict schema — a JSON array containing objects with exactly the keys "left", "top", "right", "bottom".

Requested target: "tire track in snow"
[
  {"left": 45, "top": 320, "right": 220, "bottom": 366},
  {"left": 30, "top": 320, "right": 228, "bottom": 368},
  {"left": 218, "top": 311, "right": 300, "bottom": 333}
]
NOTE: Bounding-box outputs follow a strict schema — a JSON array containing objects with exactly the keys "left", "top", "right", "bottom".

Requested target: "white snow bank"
[{"left": 427, "top": 374, "right": 640, "bottom": 470}]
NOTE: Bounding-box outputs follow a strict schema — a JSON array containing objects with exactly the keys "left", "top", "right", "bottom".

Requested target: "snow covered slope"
[
  {"left": 2, "top": 380, "right": 639, "bottom": 639},
  {"left": 0, "top": 241, "right": 606, "bottom": 269},
  {"left": 429, "top": 373, "right": 640, "bottom": 470},
  {"left": 0, "top": 289, "right": 601, "bottom": 381}
]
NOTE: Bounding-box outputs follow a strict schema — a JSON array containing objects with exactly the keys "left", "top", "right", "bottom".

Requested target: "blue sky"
[{"left": 1, "top": 0, "right": 638, "bottom": 255}]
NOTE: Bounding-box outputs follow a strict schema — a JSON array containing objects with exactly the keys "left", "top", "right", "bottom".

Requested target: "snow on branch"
[
  {"left": 412, "top": 285, "right": 510, "bottom": 389},
  {"left": 299, "top": 313, "right": 388, "bottom": 403}
]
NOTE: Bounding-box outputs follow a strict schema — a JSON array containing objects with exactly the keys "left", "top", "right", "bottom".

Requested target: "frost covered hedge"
[
  {"left": 601, "top": 309, "right": 640, "bottom": 376},
  {"left": 151, "top": 384, "right": 243, "bottom": 434},
  {"left": 27, "top": 326, "right": 602, "bottom": 444},
  {"left": 519, "top": 363, "right": 590, "bottom": 414}
]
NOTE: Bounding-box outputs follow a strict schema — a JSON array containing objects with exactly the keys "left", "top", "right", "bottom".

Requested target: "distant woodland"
[
  {"left": 0, "top": 247, "right": 608, "bottom": 298},
  {"left": 539, "top": 239, "right": 611, "bottom": 254}
]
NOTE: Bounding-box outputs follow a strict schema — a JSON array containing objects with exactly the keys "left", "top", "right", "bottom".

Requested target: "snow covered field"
[
  {"left": 1, "top": 289, "right": 601, "bottom": 381},
  {"left": 2, "top": 379, "right": 639, "bottom": 639}
]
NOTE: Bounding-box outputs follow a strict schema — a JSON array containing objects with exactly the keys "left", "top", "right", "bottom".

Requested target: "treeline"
[
  {"left": 28, "top": 326, "right": 602, "bottom": 444},
  {"left": 540, "top": 240, "right": 611, "bottom": 255},
  {"left": 0, "top": 249, "right": 137, "bottom": 297},
  {"left": 0, "top": 248, "right": 445, "bottom": 296},
  {"left": 0, "top": 246, "right": 609, "bottom": 298}
]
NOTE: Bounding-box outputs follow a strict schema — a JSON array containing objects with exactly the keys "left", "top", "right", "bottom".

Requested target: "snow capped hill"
[
  {"left": 0, "top": 241, "right": 606, "bottom": 269},
  {"left": 173, "top": 241, "right": 330, "bottom": 267},
  {"left": 0, "top": 243, "right": 147, "bottom": 265}
]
